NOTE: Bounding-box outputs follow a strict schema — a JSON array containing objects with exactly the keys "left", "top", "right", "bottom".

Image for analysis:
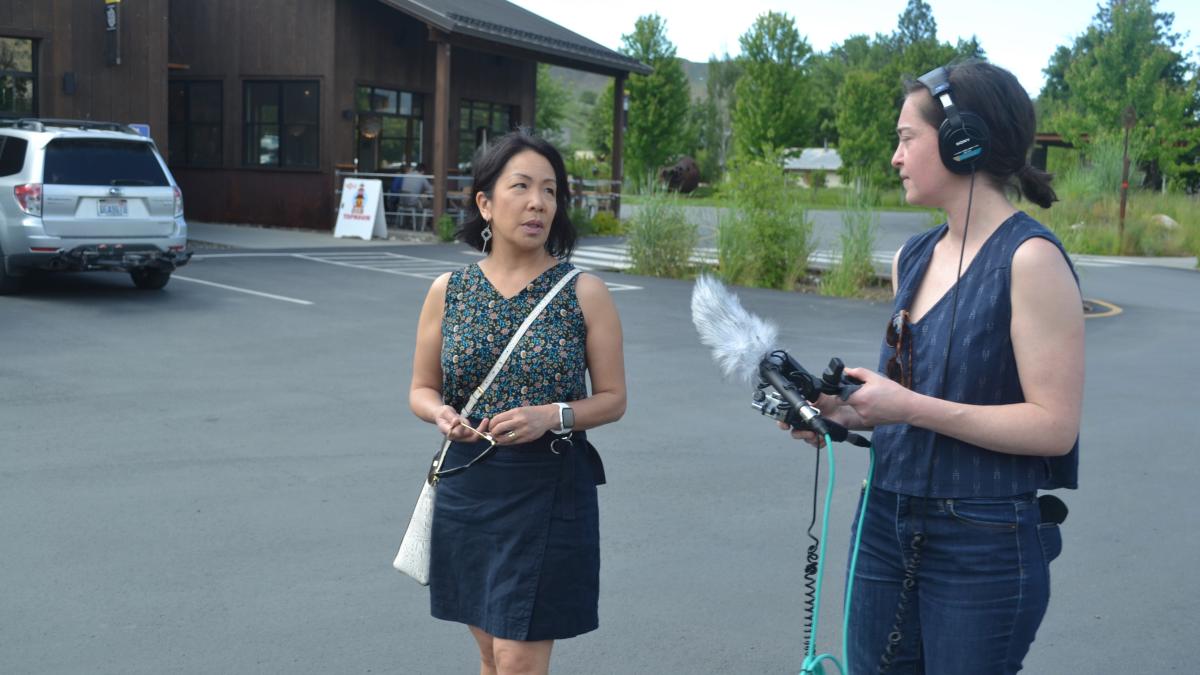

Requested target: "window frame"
[
  {"left": 168, "top": 79, "right": 223, "bottom": 167},
  {"left": 0, "top": 36, "right": 38, "bottom": 118},
  {"left": 457, "top": 99, "right": 515, "bottom": 169},
  {"left": 354, "top": 84, "right": 425, "bottom": 172},
  {"left": 242, "top": 80, "right": 320, "bottom": 170}
]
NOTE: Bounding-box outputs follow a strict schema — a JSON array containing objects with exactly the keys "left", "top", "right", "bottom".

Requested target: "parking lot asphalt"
[{"left": 2, "top": 223, "right": 1198, "bottom": 674}]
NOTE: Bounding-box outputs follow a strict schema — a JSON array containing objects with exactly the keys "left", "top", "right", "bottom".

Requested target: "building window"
[
  {"left": 243, "top": 81, "right": 319, "bottom": 168},
  {"left": 458, "top": 100, "right": 514, "bottom": 170},
  {"left": 168, "top": 81, "right": 222, "bottom": 166},
  {"left": 0, "top": 37, "right": 36, "bottom": 117},
  {"left": 355, "top": 85, "right": 423, "bottom": 171}
]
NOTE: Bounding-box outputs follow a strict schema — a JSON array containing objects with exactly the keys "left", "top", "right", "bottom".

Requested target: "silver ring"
[{"left": 506, "top": 431, "right": 516, "bottom": 439}]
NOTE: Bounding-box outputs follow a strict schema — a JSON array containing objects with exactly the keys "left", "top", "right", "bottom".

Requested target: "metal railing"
[
  {"left": 334, "top": 170, "right": 473, "bottom": 231},
  {"left": 333, "top": 171, "right": 624, "bottom": 231}
]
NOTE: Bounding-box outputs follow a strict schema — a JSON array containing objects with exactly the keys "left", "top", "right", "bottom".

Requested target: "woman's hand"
[
  {"left": 839, "top": 367, "right": 916, "bottom": 427},
  {"left": 434, "top": 405, "right": 478, "bottom": 442},
  {"left": 488, "top": 404, "right": 559, "bottom": 445},
  {"left": 778, "top": 393, "right": 866, "bottom": 448}
]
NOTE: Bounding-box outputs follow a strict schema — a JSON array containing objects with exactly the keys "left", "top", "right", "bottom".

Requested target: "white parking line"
[
  {"left": 186, "top": 250, "right": 643, "bottom": 291},
  {"left": 172, "top": 275, "right": 314, "bottom": 305}
]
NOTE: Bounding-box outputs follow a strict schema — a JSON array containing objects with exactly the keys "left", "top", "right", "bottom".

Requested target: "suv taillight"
[
  {"left": 173, "top": 186, "right": 184, "bottom": 218},
  {"left": 14, "top": 183, "right": 42, "bottom": 217}
]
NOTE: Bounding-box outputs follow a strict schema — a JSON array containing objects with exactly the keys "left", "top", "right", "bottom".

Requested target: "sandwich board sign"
[{"left": 334, "top": 178, "right": 387, "bottom": 240}]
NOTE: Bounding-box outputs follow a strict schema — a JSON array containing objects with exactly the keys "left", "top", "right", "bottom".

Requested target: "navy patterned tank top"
[
  {"left": 870, "top": 211, "right": 1080, "bottom": 497},
  {"left": 441, "top": 262, "right": 588, "bottom": 418}
]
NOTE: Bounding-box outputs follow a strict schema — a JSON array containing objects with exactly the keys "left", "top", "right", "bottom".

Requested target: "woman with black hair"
[
  {"left": 788, "top": 60, "right": 1083, "bottom": 673},
  {"left": 409, "top": 131, "right": 626, "bottom": 675}
]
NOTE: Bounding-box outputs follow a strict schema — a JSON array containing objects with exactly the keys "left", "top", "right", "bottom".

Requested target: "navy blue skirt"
[{"left": 429, "top": 430, "right": 605, "bottom": 641}]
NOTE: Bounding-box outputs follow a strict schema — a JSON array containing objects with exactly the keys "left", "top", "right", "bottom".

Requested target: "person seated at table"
[{"left": 392, "top": 163, "right": 433, "bottom": 227}]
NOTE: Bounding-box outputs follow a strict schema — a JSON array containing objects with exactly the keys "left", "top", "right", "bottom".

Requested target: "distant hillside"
[
  {"left": 546, "top": 60, "right": 709, "bottom": 149},
  {"left": 548, "top": 60, "right": 709, "bottom": 101}
]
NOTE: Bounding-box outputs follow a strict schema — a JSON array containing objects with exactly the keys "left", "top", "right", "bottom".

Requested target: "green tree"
[
  {"left": 691, "top": 96, "right": 724, "bottom": 182},
  {"left": 731, "top": 12, "right": 814, "bottom": 158},
  {"left": 584, "top": 81, "right": 615, "bottom": 159},
  {"left": 836, "top": 69, "right": 898, "bottom": 187},
  {"left": 535, "top": 63, "right": 571, "bottom": 145},
  {"left": 696, "top": 53, "right": 744, "bottom": 180},
  {"left": 620, "top": 14, "right": 692, "bottom": 186},
  {"left": 894, "top": 0, "right": 938, "bottom": 47},
  {"left": 1041, "top": 0, "right": 1200, "bottom": 188},
  {"left": 811, "top": 1, "right": 984, "bottom": 186}
]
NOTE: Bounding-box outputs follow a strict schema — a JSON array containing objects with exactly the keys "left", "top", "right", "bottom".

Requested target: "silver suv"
[{"left": 0, "top": 118, "right": 191, "bottom": 293}]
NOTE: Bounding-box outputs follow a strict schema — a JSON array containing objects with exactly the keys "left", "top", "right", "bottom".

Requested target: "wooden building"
[
  {"left": 0, "top": 1, "right": 170, "bottom": 145},
  {"left": 0, "top": 0, "right": 648, "bottom": 230}
]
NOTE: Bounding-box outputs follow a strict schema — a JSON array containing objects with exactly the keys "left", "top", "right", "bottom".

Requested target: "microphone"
[
  {"left": 690, "top": 274, "right": 780, "bottom": 387},
  {"left": 691, "top": 275, "right": 869, "bottom": 446}
]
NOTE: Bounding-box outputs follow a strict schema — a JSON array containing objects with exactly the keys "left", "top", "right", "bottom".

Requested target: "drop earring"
[{"left": 480, "top": 219, "right": 492, "bottom": 253}]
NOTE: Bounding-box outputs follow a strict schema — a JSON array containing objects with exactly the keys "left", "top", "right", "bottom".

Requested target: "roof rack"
[{"left": 0, "top": 118, "right": 138, "bottom": 134}]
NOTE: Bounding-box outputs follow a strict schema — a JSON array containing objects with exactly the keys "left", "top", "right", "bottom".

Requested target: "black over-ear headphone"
[{"left": 917, "top": 66, "right": 989, "bottom": 175}]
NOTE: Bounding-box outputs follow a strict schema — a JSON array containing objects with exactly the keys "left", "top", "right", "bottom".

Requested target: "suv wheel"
[
  {"left": 0, "top": 246, "right": 23, "bottom": 295},
  {"left": 130, "top": 268, "right": 172, "bottom": 290}
]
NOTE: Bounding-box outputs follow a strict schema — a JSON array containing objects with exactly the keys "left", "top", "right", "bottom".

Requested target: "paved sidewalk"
[{"left": 187, "top": 221, "right": 436, "bottom": 250}]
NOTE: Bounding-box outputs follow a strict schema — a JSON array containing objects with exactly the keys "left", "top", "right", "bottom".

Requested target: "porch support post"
[
  {"left": 610, "top": 72, "right": 626, "bottom": 215},
  {"left": 430, "top": 29, "right": 452, "bottom": 223}
]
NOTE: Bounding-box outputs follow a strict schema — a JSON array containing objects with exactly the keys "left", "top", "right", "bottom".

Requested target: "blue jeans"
[{"left": 845, "top": 488, "right": 1064, "bottom": 675}]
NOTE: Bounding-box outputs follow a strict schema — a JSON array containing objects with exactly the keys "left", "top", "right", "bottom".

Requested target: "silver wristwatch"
[{"left": 552, "top": 402, "right": 574, "bottom": 435}]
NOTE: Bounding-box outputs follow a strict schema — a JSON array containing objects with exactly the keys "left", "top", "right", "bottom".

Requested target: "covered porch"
[{"left": 350, "top": 0, "right": 650, "bottom": 230}]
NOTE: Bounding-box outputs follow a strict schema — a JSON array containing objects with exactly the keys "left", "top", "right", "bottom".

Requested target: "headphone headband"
[
  {"left": 917, "top": 66, "right": 963, "bottom": 129},
  {"left": 916, "top": 65, "right": 988, "bottom": 174}
]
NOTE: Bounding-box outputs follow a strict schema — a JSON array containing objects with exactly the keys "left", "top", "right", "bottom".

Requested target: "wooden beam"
[
  {"left": 610, "top": 72, "right": 626, "bottom": 215},
  {"left": 431, "top": 29, "right": 452, "bottom": 223}
]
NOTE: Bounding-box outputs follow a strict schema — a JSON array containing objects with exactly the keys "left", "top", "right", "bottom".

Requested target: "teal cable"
[
  {"left": 841, "top": 444, "right": 875, "bottom": 674},
  {"left": 798, "top": 436, "right": 877, "bottom": 675}
]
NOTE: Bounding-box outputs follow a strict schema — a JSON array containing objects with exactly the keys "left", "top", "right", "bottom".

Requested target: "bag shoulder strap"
[
  {"left": 460, "top": 266, "right": 581, "bottom": 417},
  {"left": 432, "top": 266, "right": 581, "bottom": 472}
]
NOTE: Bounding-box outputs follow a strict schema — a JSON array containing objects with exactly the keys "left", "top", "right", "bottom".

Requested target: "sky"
[{"left": 508, "top": 0, "right": 1200, "bottom": 97}]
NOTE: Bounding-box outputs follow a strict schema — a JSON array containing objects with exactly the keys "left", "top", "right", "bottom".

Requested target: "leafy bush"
[
  {"left": 1024, "top": 141, "right": 1197, "bottom": 256},
  {"left": 435, "top": 214, "right": 457, "bottom": 242},
  {"left": 717, "top": 153, "right": 813, "bottom": 290},
  {"left": 626, "top": 192, "right": 697, "bottom": 278},
  {"left": 590, "top": 210, "right": 624, "bottom": 236},
  {"left": 569, "top": 206, "right": 594, "bottom": 236}
]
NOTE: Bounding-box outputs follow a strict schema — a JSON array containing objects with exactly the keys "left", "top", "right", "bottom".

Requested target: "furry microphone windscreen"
[{"left": 690, "top": 275, "right": 779, "bottom": 387}]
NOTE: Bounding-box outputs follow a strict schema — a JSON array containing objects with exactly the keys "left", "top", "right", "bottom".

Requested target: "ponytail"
[{"left": 1017, "top": 164, "right": 1057, "bottom": 209}]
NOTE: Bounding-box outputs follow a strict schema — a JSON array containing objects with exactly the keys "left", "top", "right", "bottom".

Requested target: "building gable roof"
[{"left": 379, "top": 0, "right": 651, "bottom": 75}]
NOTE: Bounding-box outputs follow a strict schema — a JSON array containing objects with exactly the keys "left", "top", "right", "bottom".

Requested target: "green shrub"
[
  {"left": 822, "top": 180, "right": 879, "bottom": 297},
  {"left": 590, "top": 210, "right": 623, "bottom": 236},
  {"left": 1021, "top": 130, "right": 1200, "bottom": 256},
  {"left": 569, "top": 206, "right": 594, "bottom": 236},
  {"left": 435, "top": 214, "right": 457, "bottom": 242},
  {"left": 1024, "top": 188, "right": 1197, "bottom": 257},
  {"left": 626, "top": 192, "right": 697, "bottom": 278},
  {"left": 717, "top": 152, "right": 813, "bottom": 290}
]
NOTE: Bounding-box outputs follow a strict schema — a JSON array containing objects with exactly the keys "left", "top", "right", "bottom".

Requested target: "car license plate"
[{"left": 97, "top": 198, "right": 128, "bottom": 217}]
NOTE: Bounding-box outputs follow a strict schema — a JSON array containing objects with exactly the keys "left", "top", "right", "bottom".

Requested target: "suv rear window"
[
  {"left": 0, "top": 136, "right": 28, "bottom": 177},
  {"left": 43, "top": 139, "right": 170, "bottom": 187}
]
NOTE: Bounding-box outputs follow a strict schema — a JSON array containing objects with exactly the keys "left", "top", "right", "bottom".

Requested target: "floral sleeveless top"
[{"left": 441, "top": 262, "right": 588, "bottom": 418}]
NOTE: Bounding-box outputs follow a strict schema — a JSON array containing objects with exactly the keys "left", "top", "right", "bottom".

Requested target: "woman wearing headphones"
[{"left": 789, "top": 60, "right": 1083, "bottom": 674}]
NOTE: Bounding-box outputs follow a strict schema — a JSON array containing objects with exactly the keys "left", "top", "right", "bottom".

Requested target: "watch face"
[{"left": 562, "top": 406, "right": 574, "bottom": 430}]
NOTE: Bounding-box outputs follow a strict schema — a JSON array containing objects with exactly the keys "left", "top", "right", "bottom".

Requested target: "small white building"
[{"left": 783, "top": 148, "right": 844, "bottom": 187}]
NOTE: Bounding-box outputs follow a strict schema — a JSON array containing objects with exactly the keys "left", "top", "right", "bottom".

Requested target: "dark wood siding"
[
  {"left": 168, "top": 0, "right": 337, "bottom": 229},
  {"left": 332, "top": 2, "right": 535, "bottom": 182},
  {"left": 165, "top": 0, "right": 540, "bottom": 230},
  {"left": 0, "top": 0, "right": 169, "bottom": 148}
]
